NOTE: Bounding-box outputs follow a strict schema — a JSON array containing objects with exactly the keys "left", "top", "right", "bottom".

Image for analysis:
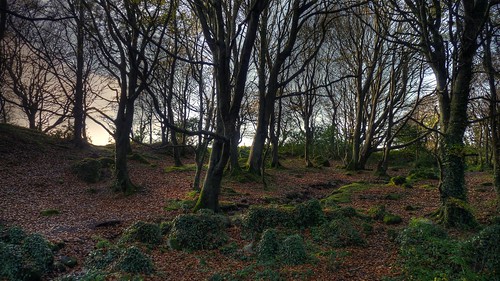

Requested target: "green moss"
[
  {"left": 116, "top": 246, "right": 153, "bottom": 274},
  {"left": 244, "top": 206, "right": 294, "bottom": 233},
  {"left": 5, "top": 226, "right": 27, "bottom": 244},
  {"left": 164, "top": 199, "right": 195, "bottom": 211},
  {"left": 164, "top": 164, "right": 197, "bottom": 173},
  {"left": 384, "top": 193, "right": 402, "bottom": 200},
  {"left": 279, "top": 234, "right": 308, "bottom": 265},
  {"left": 71, "top": 158, "right": 102, "bottom": 183},
  {"left": 389, "top": 176, "right": 406, "bottom": 186},
  {"left": 127, "top": 153, "right": 150, "bottom": 164},
  {"left": 461, "top": 224, "right": 500, "bottom": 277},
  {"left": 169, "top": 211, "right": 228, "bottom": 250},
  {"left": 120, "top": 222, "right": 162, "bottom": 245},
  {"left": 256, "top": 228, "right": 279, "bottom": 264},
  {"left": 40, "top": 209, "right": 60, "bottom": 216},
  {"left": 312, "top": 218, "right": 365, "bottom": 248},
  {"left": 321, "top": 182, "right": 370, "bottom": 204},
  {"left": 159, "top": 221, "right": 172, "bottom": 235},
  {"left": 383, "top": 214, "right": 402, "bottom": 225},
  {"left": 368, "top": 205, "right": 387, "bottom": 221},
  {"left": 294, "top": 199, "right": 325, "bottom": 228}
]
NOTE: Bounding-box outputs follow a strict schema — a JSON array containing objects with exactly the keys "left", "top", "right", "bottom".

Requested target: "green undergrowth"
[
  {"left": 0, "top": 225, "right": 76, "bottom": 281},
  {"left": 367, "top": 205, "right": 402, "bottom": 225},
  {"left": 40, "top": 209, "right": 60, "bottom": 217},
  {"left": 321, "top": 182, "right": 371, "bottom": 204},
  {"left": 164, "top": 164, "right": 198, "bottom": 173},
  {"left": 395, "top": 218, "right": 499, "bottom": 280}
]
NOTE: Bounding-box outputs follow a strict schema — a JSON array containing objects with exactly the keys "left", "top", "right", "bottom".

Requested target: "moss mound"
[
  {"left": 279, "top": 234, "right": 308, "bottom": 265},
  {"left": 169, "top": 210, "right": 228, "bottom": 250},
  {"left": 312, "top": 217, "right": 365, "bottom": 247},
  {"left": 0, "top": 227, "right": 55, "bottom": 281},
  {"left": 71, "top": 158, "right": 102, "bottom": 183},
  {"left": 120, "top": 221, "right": 162, "bottom": 245},
  {"left": 116, "top": 246, "right": 154, "bottom": 274},
  {"left": 256, "top": 230, "right": 309, "bottom": 266}
]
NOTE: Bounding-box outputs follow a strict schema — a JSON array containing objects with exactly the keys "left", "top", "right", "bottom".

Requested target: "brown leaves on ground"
[{"left": 0, "top": 140, "right": 497, "bottom": 280}]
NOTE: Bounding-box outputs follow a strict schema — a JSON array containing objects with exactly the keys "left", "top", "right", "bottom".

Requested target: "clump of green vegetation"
[
  {"left": 256, "top": 228, "right": 279, "bottom": 264},
  {"left": 164, "top": 164, "right": 197, "bottom": 173},
  {"left": 159, "top": 221, "right": 172, "bottom": 235},
  {"left": 120, "top": 221, "right": 162, "bottom": 245},
  {"left": 279, "top": 234, "right": 308, "bottom": 265},
  {"left": 98, "top": 157, "right": 115, "bottom": 168},
  {"left": 244, "top": 206, "right": 294, "bottom": 233},
  {"left": 0, "top": 227, "right": 55, "bottom": 281},
  {"left": 256, "top": 230, "right": 309, "bottom": 266},
  {"left": 407, "top": 168, "right": 439, "bottom": 181},
  {"left": 312, "top": 217, "right": 365, "bottom": 248},
  {"left": 368, "top": 205, "right": 402, "bottom": 225},
  {"left": 389, "top": 176, "right": 407, "bottom": 186},
  {"left": 127, "top": 153, "right": 150, "bottom": 164},
  {"left": 116, "top": 246, "right": 154, "bottom": 274},
  {"left": 326, "top": 206, "right": 359, "bottom": 219},
  {"left": 245, "top": 200, "right": 325, "bottom": 233},
  {"left": 384, "top": 193, "right": 402, "bottom": 200},
  {"left": 85, "top": 242, "right": 153, "bottom": 276},
  {"left": 40, "top": 209, "right": 60, "bottom": 216},
  {"left": 460, "top": 224, "right": 500, "bottom": 277},
  {"left": 164, "top": 198, "right": 195, "bottom": 211},
  {"left": 321, "top": 182, "right": 370, "bottom": 204},
  {"left": 294, "top": 199, "right": 325, "bottom": 228},
  {"left": 396, "top": 218, "right": 495, "bottom": 280},
  {"left": 169, "top": 210, "right": 228, "bottom": 250},
  {"left": 71, "top": 158, "right": 102, "bottom": 183}
]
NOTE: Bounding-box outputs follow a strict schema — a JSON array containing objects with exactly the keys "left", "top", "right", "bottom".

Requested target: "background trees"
[{"left": 1, "top": 0, "right": 499, "bottom": 224}]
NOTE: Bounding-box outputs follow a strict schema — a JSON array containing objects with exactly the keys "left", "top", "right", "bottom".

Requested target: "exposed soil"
[{"left": 0, "top": 126, "right": 498, "bottom": 280}]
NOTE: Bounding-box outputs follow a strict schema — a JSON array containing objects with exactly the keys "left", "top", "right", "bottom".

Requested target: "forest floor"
[{"left": 0, "top": 124, "right": 498, "bottom": 281}]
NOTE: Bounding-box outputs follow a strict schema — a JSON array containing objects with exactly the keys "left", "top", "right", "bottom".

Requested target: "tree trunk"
[
  {"left": 73, "top": 0, "right": 85, "bottom": 148},
  {"left": 229, "top": 126, "right": 241, "bottom": 173},
  {"left": 114, "top": 100, "right": 136, "bottom": 193},
  {"left": 270, "top": 100, "right": 281, "bottom": 168}
]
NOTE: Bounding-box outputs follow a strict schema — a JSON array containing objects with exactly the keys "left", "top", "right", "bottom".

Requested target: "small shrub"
[
  {"left": 389, "top": 176, "right": 406, "bottom": 186},
  {"left": 279, "top": 234, "right": 308, "bottom": 265},
  {"left": 120, "top": 221, "right": 162, "bottom": 245},
  {"left": 397, "top": 218, "right": 447, "bottom": 246},
  {"left": 169, "top": 212, "right": 228, "bottom": 250},
  {"left": 0, "top": 242, "right": 23, "bottom": 280},
  {"left": 326, "top": 207, "right": 358, "bottom": 219},
  {"left": 71, "top": 158, "right": 102, "bottom": 183},
  {"left": 294, "top": 199, "right": 325, "bottom": 228},
  {"left": 116, "top": 246, "right": 153, "bottom": 274},
  {"left": 257, "top": 229, "right": 279, "bottom": 264}
]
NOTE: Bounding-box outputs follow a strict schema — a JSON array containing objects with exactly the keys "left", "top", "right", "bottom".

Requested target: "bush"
[
  {"left": 22, "top": 234, "right": 54, "bottom": 277},
  {"left": 326, "top": 206, "right": 358, "bottom": 220},
  {"left": 71, "top": 158, "right": 102, "bottom": 183},
  {"left": 120, "top": 221, "right": 162, "bottom": 245},
  {"left": 279, "top": 234, "right": 308, "bottom": 265},
  {"left": 116, "top": 246, "right": 153, "bottom": 274},
  {"left": 461, "top": 224, "right": 500, "bottom": 277},
  {"left": 397, "top": 218, "right": 447, "bottom": 246},
  {"left": 6, "top": 226, "right": 27, "bottom": 244},
  {"left": 169, "top": 211, "right": 228, "bottom": 250},
  {"left": 85, "top": 247, "right": 120, "bottom": 271},
  {"left": 0, "top": 242, "right": 23, "bottom": 280},
  {"left": 294, "top": 199, "right": 325, "bottom": 228},
  {"left": 312, "top": 218, "right": 364, "bottom": 247},
  {"left": 368, "top": 205, "right": 386, "bottom": 221}
]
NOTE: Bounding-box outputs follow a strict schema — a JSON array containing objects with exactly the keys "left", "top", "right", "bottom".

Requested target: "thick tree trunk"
[
  {"left": 114, "top": 101, "right": 136, "bottom": 193},
  {"left": 270, "top": 101, "right": 281, "bottom": 168},
  {"left": 229, "top": 127, "right": 241, "bottom": 173}
]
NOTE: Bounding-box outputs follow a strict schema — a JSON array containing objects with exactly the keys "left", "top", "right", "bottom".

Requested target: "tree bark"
[{"left": 73, "top": 0, "right": 85, "bottom": 148}]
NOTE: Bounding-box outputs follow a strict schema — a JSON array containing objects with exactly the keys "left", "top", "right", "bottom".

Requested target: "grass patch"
[
  {"left": 40, "top": 209, "right": 60, "bottom": 216},
  {"left": 321, "top": 182, "right": 371, "bottom": 204}
]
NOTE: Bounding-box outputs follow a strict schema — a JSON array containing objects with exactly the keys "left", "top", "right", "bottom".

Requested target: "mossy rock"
[
  {"left": 397, "top": 218, "right": 447, "bottom": 247},
  {"left": 71, "top": 158, "right": 102, "bottom": 183},
  {"left": 85, "top": 247, "right": 121, "bottom": 272},
  {"left": 367, "top": 205, "right": 386, "bottom": 221},
  {"left": 169, "top": 211, "right": 228, "bottom": 250},
  {"left": 120, "top": 221, "right": 162, "bottom": 245},
  {"left": 321, "top": 182, "right": 370, "bottom": 204}
]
